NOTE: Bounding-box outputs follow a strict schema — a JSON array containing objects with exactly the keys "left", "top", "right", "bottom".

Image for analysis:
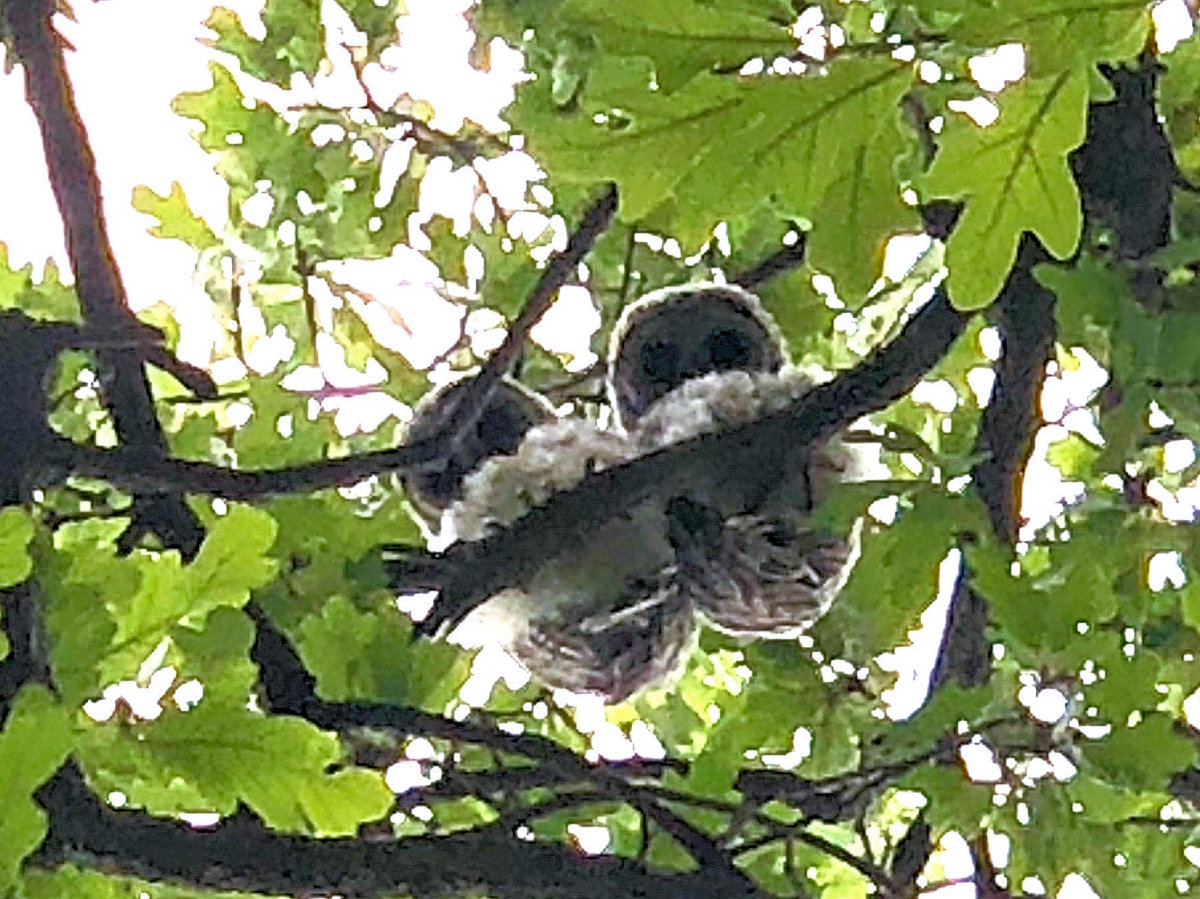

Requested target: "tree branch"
[
  {"left": 973, "top": 238, "right": 1057, "bottom": 547},
  {"left": 930, "top": 236, "right": 1055, "bottom": 693},
  {"left": 419, "top": 185, "right": 619, "bottom": 465},
  {"left": 637, "top": 798, "right": 763, "bottom": 895},
  {"left": 34, "top": 764, "right": 751, "bottom": 899},
  {"left": 732, "top": 236, "right": 808, "bottom": 291},
  {"left": 2, "top": 0, "right": 204, "bottom": 552},
  {"left": 0, "top": 584, "right": 52, "bottom": 721},
  {"left": 30, "top": 186, "right": 618, "bottom": 502}
]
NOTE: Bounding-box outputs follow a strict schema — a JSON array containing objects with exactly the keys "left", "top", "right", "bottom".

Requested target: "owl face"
[
  {"left": 402, "top": 377, "right": 554, "bottom": 526},
  {"left": 608, "top": 284, "right": 789, "bottom": 429}
]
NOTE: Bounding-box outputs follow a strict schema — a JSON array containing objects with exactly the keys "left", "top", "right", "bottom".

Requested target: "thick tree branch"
[
  {"left": 51, "top": 260, "right": 964, "bottom": 510},
  {"left": 973, "top": 239, "right": 1057, "bottom": 547},
  {"left": 928, "top": 568, "right": 991, "bottom": 692},
  {"left": 930, "top": 237, "right": 1055, "bottom": 692},
  {"left": 1071, "top": 53, "right": 1175, "bottom": 260},
  {"left": 34, "top": 764, "right": 750, "bottom": 899},
  {"left": 0, "top": 584, "right": 52, "bottom": 720},
  {"left": 931, "top": 54, "right": 1177, "bottom": 696},
  {"left": 252, "top": 606, "right": 770, "bottom": 894},
  {"left": 26, "top": 605, "right": 759, "bottom": 899},
  {"left": 3, "top": 2, "right": 131, "bottom": 331}
]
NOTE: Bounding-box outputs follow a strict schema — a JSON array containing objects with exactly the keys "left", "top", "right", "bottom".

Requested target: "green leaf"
[
  {"left": 1181, "top": 580, "right": 1200, "bottom": 634},
  {"left": 1067, "top": 775, "right": 1169, "bottom": 825},
  {"left": 276, "top": 491, "right": 420, "bottom": 562},
  {"left": 430, "top": 796, "right": 499, "bottom": 833},
  {"left": 1040, "top": 258, "right": 1200, "bottom": 461},
  {"left": 43, "top": 522, "right": 130, "bottom": 705},
  {"left": 757, "top": 269, "right": 837, "bottom": 358},
  {"left": 871, "top": 682, "right": 1005, "bottom": 762},
  {"left": 1000, "top": 784, "right": 1107, "bottom": 891},
  {"left": 735, "top": 841, "right": 803, "bottom": 897},
  {"left": 1083, "top": 640, "right": 1164, "bottom": 724},
  {"left": 556, "top": 0, "right": 795, "bottom": 92},
  {"left": 683, "top": 642, "right": 870, "bottom": 794},
  {"left": 971, "top": 523, "right": 1123, "bottom": 651},
  {"left": 101, "top": 506, "right": 277, "bottom": 681},
  {"left": 0, "top": 247, "right": 81, "bottom": 321},
  {"left": 23, "top": 867, "right": 257, "bottom": 899},
  {"left": 918, "top": 0, "right": 1148, "bottom": 74},
  {"left": 1045, "top": 433, "right": 1102, "bottom": 480},
  {"left": 0, "top": 507, "right": 34, "bottom": 588},
  {"left": 131, "top": 182, "right": 219, "bottom": 250},
  {"left": 925, "top": 67, "right": 1088, "bottom": 309},
  {"left": 171, "top": 607, "right": 259, "bottom": 701},
  {"left": 1084, "top": 712, "right": 1197, "bottom": 791},
  {"left": 902, "top": 764, "right": 993, "bottom": 833},
  {"left": 79, "top": 702, "right": 392, "bottom": 836},
  {"left": 0, "top": 686, "right": 73, "bottom": 892},
  {"left": 513, "top": 55, "right": 913, "bottom": 253},
  {"left": 187, "top": 505, "right": 279, "bottom": 612},
  {"left": 296, "top": 596, "right": 473, "bottom": 711},
  {"left": 808, "top": 113, "right": 920, "bottom": 299},
  {"left": 173, "top": 63, "right": 286, "bottom": 155},
  {"left": 233, "top": 375, "right": 341, "bottom": 468},
  {"left": 424, "top": 216, "right": 469, "bottom": 285},
  {"left": 341, "top": 0, "right": 406, "bottom": 58},
  {"left": 1162, "top": 35, "right": 1200, "bottom": 181},
  {"left": 206, "top": 1, "right": 324, "bottom": 87},
  {"left": 685, "top": 677, "right": 790, "bottom": 795},
  {"left": 331, "top": 305, "right": 377, "bottom": 372},
  {"left": 0, "top": 244, "right": 31, "bottom": 307},
  {"left": 472, "top": 224, "right": 551, "bottom": 319},
  {"left": 813, "top": 490, "right": 978, "bottom": 659}
]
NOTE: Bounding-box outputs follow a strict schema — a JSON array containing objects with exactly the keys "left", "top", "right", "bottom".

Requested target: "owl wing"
[
  {"left": 681, "top": 513, "right": 860, "bottom": 638},
  {"left": 512, "top": 572, "right": 697, "bottom": 702}
]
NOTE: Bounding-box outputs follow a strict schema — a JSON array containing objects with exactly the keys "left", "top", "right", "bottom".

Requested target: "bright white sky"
[{"left": 4, "top": 2, "right": 1199, "bottom": 895}]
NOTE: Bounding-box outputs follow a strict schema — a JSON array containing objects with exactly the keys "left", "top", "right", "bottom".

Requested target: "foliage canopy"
[{"left": 3, "top": 0, "right": 1200, "bottom": 897}]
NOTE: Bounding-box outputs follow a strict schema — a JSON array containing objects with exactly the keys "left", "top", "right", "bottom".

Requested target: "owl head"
[
  {"left": 401, "top": 376, "right": 555, "bottom": 527},
  {"left": 607, "top": 282, "right": 789, "bottom": 430}
]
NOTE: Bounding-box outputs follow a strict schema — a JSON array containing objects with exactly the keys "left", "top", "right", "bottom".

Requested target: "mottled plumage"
[
  {"left": 515, "top": 574, "right": 696, "bottom": 702},
  {"left": 669, "top": 500, "right": 862, "bottom": 638},
  {"left": 442, "top": 416, "right": 694, "bottom": 700},
  {"left": 613, "top": 284, "right": 864, "bottom": 642}
]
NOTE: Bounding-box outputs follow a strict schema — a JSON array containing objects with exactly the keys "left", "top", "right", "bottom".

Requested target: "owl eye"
[
  {"left": 474, "top": 398, "right": 539, "bottom": 453},
  {"left": 696, "top": 327, "right": 754, "bottom": 373},
  {"left": 640, "top": 339, "right": 682, "bottom": 387}
]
